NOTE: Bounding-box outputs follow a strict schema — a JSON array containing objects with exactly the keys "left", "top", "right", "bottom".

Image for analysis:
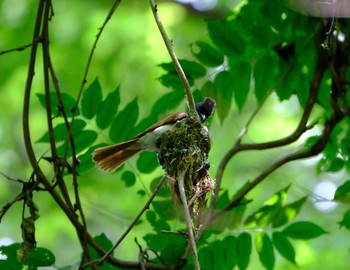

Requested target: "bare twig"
[
  {"left": 75, "top": 0, "right": 122, "bottom": 106},
  {"left": 178, "top": 171, "right": 200, "bottom": 270},
  {"left": 90, "top": 175, "right": 167, "bottom": 268},
  {"left": 148, "top": 0, "right": 196, "bottom": 111},
  {"left": 0, "top": 43, "right": 33, "bottom": 56}
]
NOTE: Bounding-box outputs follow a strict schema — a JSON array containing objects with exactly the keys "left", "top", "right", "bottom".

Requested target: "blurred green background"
[{"left": 0, "top": 0, "right": 349, "bottom": 269}]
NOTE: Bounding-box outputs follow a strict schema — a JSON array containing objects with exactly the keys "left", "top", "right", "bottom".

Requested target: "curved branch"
[
  {"left": 22, "top": 0, "right": 46, "bottom": 181},
  {"left": 211, "top": 113, "right": 342, "bottom": 221}
]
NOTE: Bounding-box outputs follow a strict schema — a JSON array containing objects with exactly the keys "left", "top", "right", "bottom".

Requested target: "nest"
[{"left": 157, "top": 111, "right": 215, "bottom": 223}]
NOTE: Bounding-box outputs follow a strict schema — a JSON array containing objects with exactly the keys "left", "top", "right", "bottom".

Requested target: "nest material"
[{"left": 157, "top": 111, "right": 215, "bottom": 222}]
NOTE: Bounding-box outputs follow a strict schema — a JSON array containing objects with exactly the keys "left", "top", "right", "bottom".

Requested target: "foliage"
[{"left": 1, "top": 0, "right": 350, "bottom": 269}]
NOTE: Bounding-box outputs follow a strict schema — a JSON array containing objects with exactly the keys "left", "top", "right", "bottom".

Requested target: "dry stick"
[
  {"left": 93, "top": 175, "right": 168, "bottom": 268},
  {"left": 148, "top": 0, "right": 196, "bottom": 111},
  {"left": 178, "top": 171, "right": 200, "bottom": 270}
]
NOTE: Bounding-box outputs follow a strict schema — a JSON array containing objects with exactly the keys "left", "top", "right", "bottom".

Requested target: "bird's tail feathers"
[{"left": 92, "top": 139, "right": 141, "bottom": 172}]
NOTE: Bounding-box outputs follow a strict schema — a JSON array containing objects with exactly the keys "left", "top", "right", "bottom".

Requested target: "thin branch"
[
  {"left": 90, "top": 175, "right": 167, "bottom": 268},
  {"left": 178, "top": 171, "right": 200, "bottom": 270},
  {"left": 75, "top": 0, "right": 121, "bottom": 107},
  {"left": 148, "top": 0, "right": 196, "bottom": 111},
  {"left": 0, "top": 43, "right": 33, "bottom": 56}
]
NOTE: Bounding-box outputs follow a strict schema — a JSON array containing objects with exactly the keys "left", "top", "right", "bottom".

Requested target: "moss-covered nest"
[{"left": 157, "top": 111, "right": 215, "bottom": 222}]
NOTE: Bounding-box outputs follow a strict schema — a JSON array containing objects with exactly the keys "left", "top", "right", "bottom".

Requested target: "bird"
[{"left": 92, "top": 97, "right": 216, "bottom": 172}]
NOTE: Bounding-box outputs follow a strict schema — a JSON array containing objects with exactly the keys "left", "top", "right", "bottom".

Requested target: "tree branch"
[
  {"left": 148, "top": 0, "right": 196, "bottom": 111},
  {"left": 210, "top": 30, "right": 329, "bottom": 212},
  {"left": 178, "top": 171, "right": 200, "bottom": 270},
  {"left": 212, "top": 112, "right": 342, "bottom": 219},
  {"left": 0, "top": 43, "right": 33, "bottom": 56},
  {"left": 91, "top": 175, "right": 167, "bottom": 268}
]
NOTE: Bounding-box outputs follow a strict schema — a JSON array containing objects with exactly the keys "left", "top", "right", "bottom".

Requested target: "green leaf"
[
  {"left": 37, "top": 119, "right": 86, "bottom": 143},
  {"left": 255, "top": 232, "right": 275, "bottom": 270},
  {"left": 338, "top": 209, "right": 350, "bottom": 230},
  {"left": 96, "top": 86, "right": 120, "bottom": 129},
  {"left": 86, "top": 234, "right": 114, "bottom": 270},
  {"left": 318, "top": 156, "right": 345, "bottom": 173},
  {"left": 276, "top": 67, "right": 298, "bottom": 101},
  {"left": 237, "top": 232, "right": 252, "bottom": 270},
  {"left": 232, "top": 61, "right": 251, "bottom": 111},
  {"left": 121, "top": 170, "right": 136, "bottom": 187},
  {"left": 296, "top": 73, "right": 310, "bottom": 107},
  {"left": 159, "top": 59, "right": 206, "bottom": 79},
  {"left": 223, "top": 236, "right": 238, "bottom": 269},
  {"left": 152, "top": 200, "right": 179, "bottom": 221},
  {"left": 144, "top": 232, "right": 185, "bottom": 264},
  {"left": 26, "top": 247, "right": 55, "bottom": 267},
  {"left": 150, "top": 90, "right": 184, "bottom": 115},
  {"left": 36, "top": 92, "right": 59, "bottom": 115},
  {"left": 150, "top": 176, "right": 171, "bottom": 197},
  {"left": 211, "top": 190, "right": 246, "bottom": 230},
  {"left": 74, "top": 130, "right": 98, "bottom": 153},
  {"left": 244, "top": 185, "right": 289, "bottom": 228},
  {"left": 0, "top": 243, "right": 21, "bottom": 268},
  {"left": 282, "top": 221, "right": 327, "bottom": 239},
  {"left": 254, "top": 56, "right": 278, "bottom": 102},
  {"left": 81, "top": 77, "right": 102, "bottom": 119},
  {"left": 158, "top": 73, "right": 189, "bottom": 90},
  {"left": 77, "top": 145, "right": 99, "bottom": 173},
  {"left": 214, "top": 190, "right": 230, "bottom": 210},
  {"left": 334, "top": 180, "right": 350, "bottom": 203},
  {"left": 57, "top": 130, "right": 97, "bottom": 156},
  {"left": 272, "top": 232, "right": 296, "bottom": 265},
  {"left": 109, "top": 98, "right": 139, "bottom": 143},
  {"left": 0, "top": 244, "right": 55, "bottom": 269},
  {"left": 61, "top": 93, "right": 80, "bottom": 117},
  {"left": 191, "top": 41, "right": 224, "bottom": 67},
  {"left": 207, "top": 20, "right": 246, "bottom": 58},
  {"left": 136, "top": 152, "right": 158, "bottom": 174},
  {"left": 272, "top": 196, "right": 307, "bottom": 228},
  {"left": 36, "top": 92, "right": 79, "bottom": 117},
  {"left": 199, "top": 237, "right": 237, "bottom": 270},
  {"left": 214, "top": 71, "right": 233, "bottom": 124}
]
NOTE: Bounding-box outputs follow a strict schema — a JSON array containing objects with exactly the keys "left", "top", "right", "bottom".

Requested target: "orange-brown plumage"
[
  {"left": 91, "top": 97, "right": 216, "bottom": 173},
  {"left": 92, "top": 112, "right": 188, "bottom": 172}
]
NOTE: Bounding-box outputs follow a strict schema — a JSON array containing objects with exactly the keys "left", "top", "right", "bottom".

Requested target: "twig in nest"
[{"left": 157, "top": 112, "right": 215, "bottom": 270}]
